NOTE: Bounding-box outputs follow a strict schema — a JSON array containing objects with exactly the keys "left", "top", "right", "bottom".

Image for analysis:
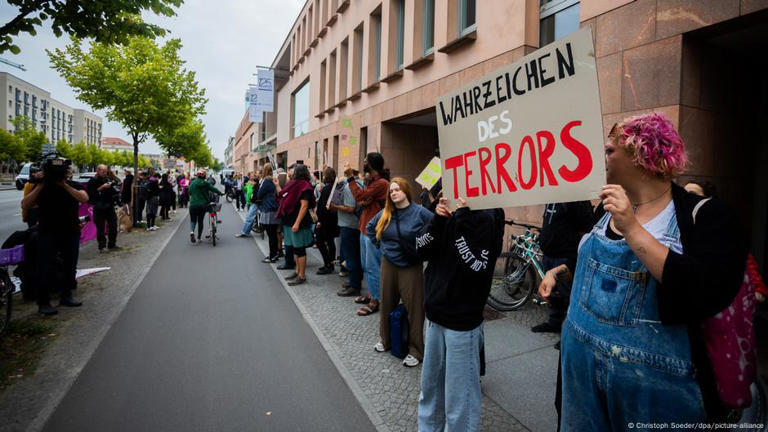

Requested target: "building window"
[
  {"left": 539, "top": 0, "right": 580, "bottom": 47},
  {"left": 292, "top": 79, "right": 310, "bottom": 138},
  {"left": 320, "top": 59, "right": 327, "bottom": 110},
  {"left": 395, "top": 0, "right": 405, "bottom": 70},
  {"left": 459, "top": 0, "right": 476, "bottom": 36},
  {"left": 328, "top": 50, "right": 337, "bottom": 106},
  {"left": 339, "top": 38, "right": 349, "bottom": 100},
  {"left": 423, "top": 0, "right": 435, "bottom": 55},
  {"left": 354, "top": 24, "right": 364, "bottom": 92},
  {"left": 368, "top": 7, "right": 382, "bottom": 84}
]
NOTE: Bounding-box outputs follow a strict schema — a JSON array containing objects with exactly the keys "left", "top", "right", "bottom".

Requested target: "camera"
[
  {"left": 40, "top": 153, "right": 72, "bottom": 183},
  {"left": 79, "top": 215, "right": 91, "bottom": 223}
]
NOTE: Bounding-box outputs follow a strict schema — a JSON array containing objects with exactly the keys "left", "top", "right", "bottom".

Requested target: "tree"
[
  {"left": 11, "top": 116, "right": 46, "bottom": 161},
  {"left": 155, "top": 116, "right": 213, "bottom": 167},
  {"left": 49, "top": 36, "right": 206, "bottom": 220},
  {"left": 70, "top": 141, "right": 90, "bottom": 170},
  {"left": 55, "top": 138, "right": 72, "bottom": 159},
  {"left": 0, "top": 129, "right": 26, "bottom": 174},
  {"left": 210, "top": 158, "right": 223, "bottom": 172},
  {"left": 1, "top": 0, "right": 183, "bottom": 54}
]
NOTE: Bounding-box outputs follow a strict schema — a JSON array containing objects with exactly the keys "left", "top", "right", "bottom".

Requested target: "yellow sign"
[{"left": 415, "top": 157, "right": 442, "bottom": 189}]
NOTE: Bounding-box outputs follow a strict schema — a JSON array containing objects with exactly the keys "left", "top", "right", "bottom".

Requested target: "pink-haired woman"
[{"left": 540, "top": 113, "right": 747, "bottom": 429}]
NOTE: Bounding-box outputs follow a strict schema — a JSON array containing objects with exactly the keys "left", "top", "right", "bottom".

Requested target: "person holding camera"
[
  {"left": 22, "top": 158, "right": 88, "bottom": 316},
  {"left": 87, "top": 164, "right": 120, "bottom": 251}
]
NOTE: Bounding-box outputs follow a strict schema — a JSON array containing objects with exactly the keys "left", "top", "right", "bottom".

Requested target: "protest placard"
[
  {"left": 415, "top": 156, "right": 442, "bottom": 189},
  {"left": 435, "top": 27, "right": 605, "bottom": 210}
]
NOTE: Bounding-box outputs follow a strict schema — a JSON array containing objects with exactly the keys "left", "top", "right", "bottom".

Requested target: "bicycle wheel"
[
  {"left": 487, "top": 255, "right": 536, "bottom": 311},
  {"left": 0, "top": 270, "right": 13, "bottom": 336},
  {"left": 211, "top": 215, "right": 217, "bottom": 247}
]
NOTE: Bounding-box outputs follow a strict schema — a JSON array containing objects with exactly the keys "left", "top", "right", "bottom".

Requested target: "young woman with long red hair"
[{"left": 366, "top": 177, "right": 434, "bottom": 367}]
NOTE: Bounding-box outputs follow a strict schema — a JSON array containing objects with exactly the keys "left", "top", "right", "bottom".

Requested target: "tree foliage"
[
  {"left": 55, "top": 138, "right": 72, "bottom": 159},
  {"left": 0, "top": 129, "right": 26, "bottom": 169},
  {"left": 70, "top": 141, "right": 90, "bottom": 169},
  {"left": 11, "top": 115, "right": 46, "bottom": 161},
  {"left": 47, "top": 36, "right": 207, "bottom": 177},
  {"left": 1, "top": 0, "right": 183, "bottom": 54}
]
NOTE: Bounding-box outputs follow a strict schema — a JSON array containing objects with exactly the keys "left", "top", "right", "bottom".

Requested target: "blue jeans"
[
  {"left": 340, "top": 227, "right": 362, "bottom": 290},
  {"left": 418, "top": 321, "right": 483, "bottom": 432},
  {"left": 360, "top": 235, "right": 381, "bottom": 300},
  {"left": 240, "top": 203, "right": 258, "bottom": 235},
  {"left": 561, "top": 212, "right": 705, "bottom": 430}
]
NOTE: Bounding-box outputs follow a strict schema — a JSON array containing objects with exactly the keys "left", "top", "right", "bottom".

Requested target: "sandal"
[
  {"left": 357, "top": 301, "right": 379, "bottom": 316},
  {"left": 354, "top": 295, "right": 371, "bottom": 304}
]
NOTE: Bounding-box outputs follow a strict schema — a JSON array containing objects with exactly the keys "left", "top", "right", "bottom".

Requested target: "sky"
[{"left": 0, "top": 0, "right": 304, "bottom": 161}]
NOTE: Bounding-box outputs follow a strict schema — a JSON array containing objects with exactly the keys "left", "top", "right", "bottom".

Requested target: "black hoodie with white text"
[{"left": 416, "top": 207, "right": 505, "bottom": 331}]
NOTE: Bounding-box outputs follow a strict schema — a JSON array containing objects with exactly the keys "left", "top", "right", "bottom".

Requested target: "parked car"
[{"left": 14, "top": 163, "right": 32, "bottom": 190}]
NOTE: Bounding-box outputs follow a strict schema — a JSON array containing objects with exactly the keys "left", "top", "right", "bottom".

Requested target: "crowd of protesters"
[
  {"left": 226, "top": 112, "right": 764, "bottom": 431},
  {"left": 12, "top": 164, "right": 203, "bottom": 316}
]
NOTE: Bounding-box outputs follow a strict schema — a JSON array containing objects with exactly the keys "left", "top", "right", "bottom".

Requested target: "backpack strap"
[{"left": 691, "top": 198, "right": 712, "bottom": 225}]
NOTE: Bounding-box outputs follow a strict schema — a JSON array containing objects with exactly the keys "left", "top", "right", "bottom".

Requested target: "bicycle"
[
  {"left": 487, "top": 220, "right": 547, "bottom": 312},
  {"left": 0, "top": 245, "right": 24, "bottom": 336},
  {"left": 206, "top": 201, "right": 221, "bottom": 246}
]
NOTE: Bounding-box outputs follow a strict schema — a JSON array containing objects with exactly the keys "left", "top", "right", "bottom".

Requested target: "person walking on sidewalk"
[
  {"left": 416, "top": 197, "right": 505, "bottom": 432},
  {"left": 346, "top": 153, "right": 389, "bottom": 316},
  {"left": 315, "top": 167, "right": 339, "bottom": 275},
  {"left": 367, "top": 178, "right": 433, "bottom": 367},
  {"left": 276, "top": 164, "right": 315, "bottom": 286},
  {"left": 256, "top": 164, "right": 281, "bottom": 262},
  {"left": 333, "top": 167, "right": 364, "bottom": 297},
  {"left": 530, "top": 200, "right": 593, "bottom": 345},
  {"left": 235, "top": 172, "right": 261, "bottom": 238},
  {"left": 87, "top": 164, "right": 120, "bottom": 251},
  {"left": 188, "top": 170, "right": 223, "bottom": 243}
]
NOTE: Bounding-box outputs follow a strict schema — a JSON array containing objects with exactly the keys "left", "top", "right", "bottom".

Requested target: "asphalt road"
[
  {"left": 0, "top": 188, "right": 27, "bottom": 245},
  {"left": 42, "top": 203, "right": 376, "bottom": 432}
]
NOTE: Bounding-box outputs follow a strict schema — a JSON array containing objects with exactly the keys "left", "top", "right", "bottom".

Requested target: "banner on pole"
[
  {"left": 435, "top": 27, "right": 605, "bottom": 210},
  {"left": 415, "top": 156, "right": 442, "bottom": 189},
  {"left": 255, "top": 69, "right": 274, "bottom": 112},
  {"left": 248, "top": 104, "right": 263, "bottom": 123}
]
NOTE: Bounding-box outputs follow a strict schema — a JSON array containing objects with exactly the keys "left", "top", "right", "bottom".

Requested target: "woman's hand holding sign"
[{"left": 435, "top": 197, "right": 468, "bottom": 218}]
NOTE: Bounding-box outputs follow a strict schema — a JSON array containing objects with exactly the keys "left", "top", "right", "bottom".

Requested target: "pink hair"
[{"left": 614, "top": 113, "right": 688, "bottom": 179}]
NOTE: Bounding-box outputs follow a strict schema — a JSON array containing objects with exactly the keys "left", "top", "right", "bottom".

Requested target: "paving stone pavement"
[{"left": 236, "top": 210, "right": 532, "bottom": 432}]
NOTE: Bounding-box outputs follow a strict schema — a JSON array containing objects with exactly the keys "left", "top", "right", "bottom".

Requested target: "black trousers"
[
  {"left": 136, "top": 196, "right": 146, "bottom": 224},
  {"left": 37, "top": 231, "right": 79, "bottom": 306},
  {"left": 265, "top": 224, "right": 279, "bottom": 259},
  {"left": 93, "top": 207, "right": 118, "bottom": 249},
  {"left": 316, "top": 230, "right": 336, "bottom": 268}
]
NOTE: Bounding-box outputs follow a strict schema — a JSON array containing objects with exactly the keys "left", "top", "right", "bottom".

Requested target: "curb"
[
  {"left": 234, "top": 205, "right": 390, "bottom": 432},
  {"left": 26, "top": 215, "right": 186, "bottom": 432}
]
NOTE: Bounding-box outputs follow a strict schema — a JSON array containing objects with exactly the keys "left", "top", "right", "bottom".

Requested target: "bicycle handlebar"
[{"left": 504, "top": 220, "right": 540, "bottom": 231}]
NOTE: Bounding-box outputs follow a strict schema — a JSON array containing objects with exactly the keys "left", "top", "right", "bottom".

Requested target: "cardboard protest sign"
[
  {"left": 415, "top": 156, "right": 442, "bottom": 189},
  {"left": 435, "top": 27, "right": 605, "bottom": 210}
]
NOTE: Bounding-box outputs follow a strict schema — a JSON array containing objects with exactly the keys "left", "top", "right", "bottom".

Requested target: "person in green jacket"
[
  {"left": 188, "top": 170, "right": 223, "bottom": 243},
  {"left": 235, "top": 172, "right": 261, "bottom": 238}
]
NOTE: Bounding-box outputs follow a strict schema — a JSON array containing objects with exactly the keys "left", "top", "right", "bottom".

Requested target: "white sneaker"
[
  {"left": 373, "top": 342, "right": 386, "bottom": 353},
  {"left": 150, "top": 226, "right": 158, "bottom": 231},
  {"left": 403, "top": 354, "right": 420, "bottom": 367}
]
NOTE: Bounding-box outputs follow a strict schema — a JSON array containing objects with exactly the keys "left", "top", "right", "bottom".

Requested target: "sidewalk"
[
  {"left": 0, "top": 211, "right": 187, "bottom": 432},
  {"left": 235, "top": 209, "right": 560, "bottom": 432}
]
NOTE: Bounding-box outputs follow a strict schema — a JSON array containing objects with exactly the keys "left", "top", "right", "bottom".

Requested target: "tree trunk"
[{"left": 132, "top": 133, "right": 140, "bottom": 227}]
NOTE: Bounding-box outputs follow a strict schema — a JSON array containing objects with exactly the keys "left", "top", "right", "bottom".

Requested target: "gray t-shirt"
[{"left": 338, "top": 179, "right": 363, "bottom": 229}]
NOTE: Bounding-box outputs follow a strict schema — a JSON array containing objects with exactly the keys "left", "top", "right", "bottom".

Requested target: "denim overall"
[{"left": 560, "top": 212, "right": 705, "bottom": 431}]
